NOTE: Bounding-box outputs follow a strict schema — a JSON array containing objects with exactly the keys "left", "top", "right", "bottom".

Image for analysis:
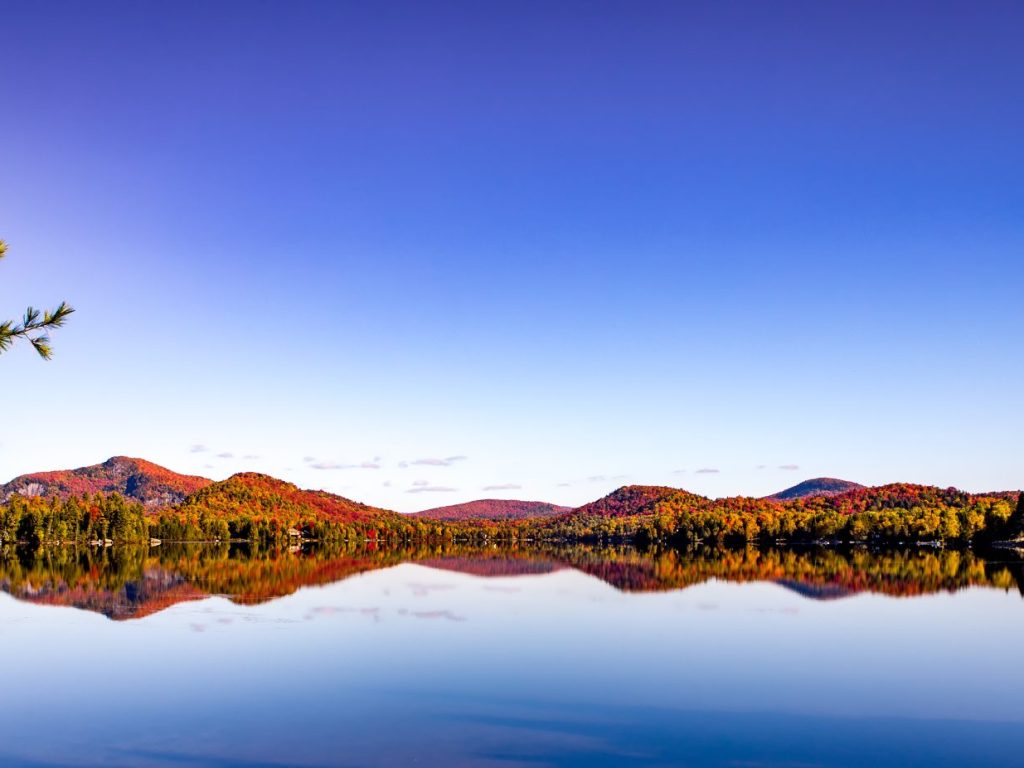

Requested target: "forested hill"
[
  {"left": 566, "top": 485, "right": 708, "bottom": 518},
  {"left": 412, "top": 499, "right": 572, "bottom": 521},
  {"left": 176, "top": 473, "right": 397, "bottom": 523},
  {"left": 2, "top": 458, "right": 1022, "bottom": 547},
  {"left": 767, "top": 477, "right": 864, "bottom": 501},
  {"left": 543, "top": 482, "right": 1023, "bottom": 545},
  {"left": 0, "top": 456, "right": 211, "bottom": 508}
]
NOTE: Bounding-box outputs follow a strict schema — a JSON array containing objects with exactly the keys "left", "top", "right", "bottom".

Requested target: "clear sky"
[{"left": 1, "top": 1, "right": 1021, "bottom": 511}]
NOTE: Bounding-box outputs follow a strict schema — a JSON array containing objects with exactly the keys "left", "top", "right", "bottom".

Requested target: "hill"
[
  {"left": 767, "top": 477, "right": 864, "bottom": 501},
  {"left": 1, "top": 456, "right": 211, "bottom": 508},
  {"left": 412, "top": 499, "right": 572, "bottom": 521},
  {"left": 176, "top": 472, "right": 398, "bottom": 524},
  {"left": 566, "top": 485, "right": 707, "bottom": 519}
]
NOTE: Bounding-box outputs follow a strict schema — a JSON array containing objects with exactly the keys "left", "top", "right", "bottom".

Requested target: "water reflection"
[
  {"left": 3, "top": 543, "right": 1024, "bottom": 767},
  {"left": 2, "top": 541, "right": 1022, "bottom": 620}
]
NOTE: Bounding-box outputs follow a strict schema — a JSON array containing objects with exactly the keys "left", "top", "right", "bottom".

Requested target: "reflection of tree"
[{"left": 1, "top": 542, "right": 1022, "bottom": 620}]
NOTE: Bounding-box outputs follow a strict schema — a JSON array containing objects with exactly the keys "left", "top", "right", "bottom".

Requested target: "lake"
[{"left": 1, "top": 544, "right": 1023, "bottom": 767}]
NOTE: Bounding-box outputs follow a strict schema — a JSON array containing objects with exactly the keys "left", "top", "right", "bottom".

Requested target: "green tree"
[
  {"left": 1006, "top": 492, "right": 1024, "bottom": 541},
  {"left": 0, "top": 239, "right": 74, "bottom": 359}
]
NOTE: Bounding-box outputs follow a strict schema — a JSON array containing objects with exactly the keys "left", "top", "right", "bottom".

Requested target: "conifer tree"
[
  {"left": 1009, "top": 492, "right": 1024, "bottom": 541},
  {"left": 0, "top": 239, "right": 75, "bottom": 359}
]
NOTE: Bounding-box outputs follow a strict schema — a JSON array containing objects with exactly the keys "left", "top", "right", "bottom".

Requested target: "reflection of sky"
[{"left": 1, "top": 565, "right": 1023, "bottom": 766}]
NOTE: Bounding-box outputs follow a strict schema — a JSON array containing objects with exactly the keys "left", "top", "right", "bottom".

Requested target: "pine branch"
[
  {"left": 0, "top": 239, "right": 75, "bottom": 359},
  {"left": 0, "top": 303, "right": 75, "bottom": 359}
]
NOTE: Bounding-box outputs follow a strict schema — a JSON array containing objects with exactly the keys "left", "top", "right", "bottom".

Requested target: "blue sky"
[{"left": 1, "top": 1, "right": 1021, "bottom": 510}]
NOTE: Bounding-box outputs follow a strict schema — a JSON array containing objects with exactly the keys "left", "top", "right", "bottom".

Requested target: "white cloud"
[
  {"left": 311, "top": 460, "right": 380, "bottom": 471},
  {"left": 406, "top": 486, "right": 457, "bottom": 494},
  {"left": 406, "top": 456, "right": 468, "bottom": 467}
]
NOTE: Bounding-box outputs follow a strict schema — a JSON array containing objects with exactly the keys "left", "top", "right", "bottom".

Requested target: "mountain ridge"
[
  {"left": 412, "top": 499, "right": 573, "bottom": 521},
  {"left": 1, "top": 456, "right": 211, "bottom": 508},
  {"left": 2, "top": 458, "right": 1019, "bottom": 528},
  {"left": 766, "top": 477, "right": 865, "bottom": 501}
]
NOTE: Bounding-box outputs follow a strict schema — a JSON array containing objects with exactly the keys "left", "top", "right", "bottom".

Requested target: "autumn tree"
[{"left": 0, "top": 239, "right": 74, "bottom": 359}]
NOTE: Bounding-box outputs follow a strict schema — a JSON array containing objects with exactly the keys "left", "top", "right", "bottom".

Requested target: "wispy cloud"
[
  {"left": 406, "top": 486, "right": 458, "bottom": 494},
  {"left": 400, "top": 456, "right": 467, "bottom": 468},
  {"left": 310, "top": 461, "right": 380, "bottom": 471},
  {"left": 189, "top": 444, "right": 207, "bottom": 454},
  {"left": 557, "top": 482, "right": 571, "bottom": 487},
  {"left": 673, "top": 469, "right": 686, "bottom": 474},
  {"left": 216, "top": 452, "right": 234, "bottom": 459},
  {"left": 303, "top": 456, "right": 315, "bottom": 463},
  {"left": 779, "top": 464, "right": 800, "bottom": 471},
  {"left": 587, "top": 474, "right": 606, "bottom": 482},
  {"left": 696, "top": 468, "right": 719, "bottom": 474},
  {"left": 482, "top": 483, "right": 522, "bottom": 491},
  {"left": 242, "top": 454, "right": 260, "bottom": 461},
  {"left": 412, "top": 479, "right": 429, "bottom": 486}
]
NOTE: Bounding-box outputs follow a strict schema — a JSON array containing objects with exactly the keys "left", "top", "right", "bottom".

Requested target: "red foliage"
[
  {"left": 179, "top": 472, "right": 397, "bottom": 523},
  {"left": 1, "top": 456, "right": 211, "bottom": 508},
  {"left": 568, "top": 485, "right": 702, "bottom": 518}
]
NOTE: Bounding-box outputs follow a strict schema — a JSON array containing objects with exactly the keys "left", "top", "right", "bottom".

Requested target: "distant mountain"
[
  {"left": 1, "top": 456, "right": 211, "bottom": 508},
  {"left": 767, "top": 477, "right": 864, "bottom": 501},
  {"left": 177, "top": 472, "right": 396, "bottom": 523},
  {"left": 412, "top": 499, "right": 572, "bottom": 522},
  {"left": 568, "top": 485, "right": 706, "bottom": 518}
]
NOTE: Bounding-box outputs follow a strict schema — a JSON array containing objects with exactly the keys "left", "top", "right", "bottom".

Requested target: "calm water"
[{"left": 2, "top": 545, "right": 1024, "bottom": 767}]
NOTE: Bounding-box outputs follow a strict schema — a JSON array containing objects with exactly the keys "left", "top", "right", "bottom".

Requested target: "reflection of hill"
[
  {"left": 162, "top": 546, "right": 410, "bottom": 604},
  {"left": 416, "top": 545, "right": 1024, "bottom": 601},
  {"left": 0, "top": 547, "right": 210, "bottom": 620},
  {"left": 774, "top": 579, "right": 856, "bottom": 600},
  {"left": 12, "top": 570, "right": 208, "bottom": 620},
  {"left": 1, "top": 543, "right": 1022, "bottom": 620},
  {"left": 566, "top": 546, "right": 1024, "bottom": 599},
  {"left": 417, "top": 555, "right": 564, "bottom": 578}
]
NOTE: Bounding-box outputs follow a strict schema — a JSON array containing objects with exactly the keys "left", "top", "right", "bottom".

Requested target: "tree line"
[{"left": 1, "top": 488, "right": 1022, "bottom": 549}]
